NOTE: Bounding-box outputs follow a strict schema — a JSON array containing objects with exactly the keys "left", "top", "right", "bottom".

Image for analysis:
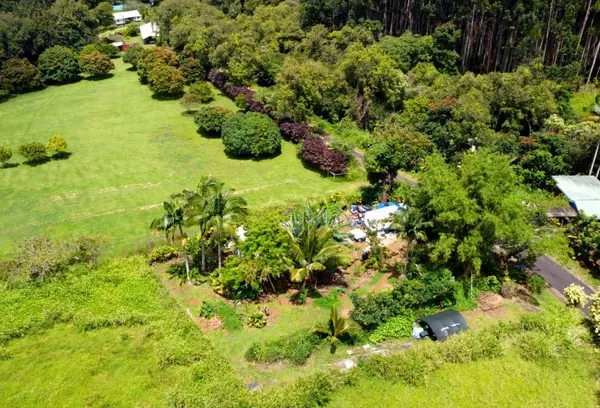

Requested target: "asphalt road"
[{"left": 532, "top": 255, "right": 596, "bottom": 315}]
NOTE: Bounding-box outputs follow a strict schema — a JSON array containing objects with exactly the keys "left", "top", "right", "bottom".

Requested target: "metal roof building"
[
  {"left": 140, "top": 22, "right": 159, "bottom": 43},
  {"left": 416, "top": 309, "right": 469, "bottom": 341},
  {"left": 113, "top": 10, "right": 142, "bottom": 25},
  {"left": 552, "top": 175, "right": 600, "bottom": 218}
]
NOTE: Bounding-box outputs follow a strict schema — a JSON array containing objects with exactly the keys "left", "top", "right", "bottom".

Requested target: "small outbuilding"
[
  {"left": 416, "top": 309, "right": 469, "bottom": 341},
  {"left": 363, "top": 203, "right": 403, "bottom": 232},
  {"left": 553, "top": 175, "right": 600, "bottom": 218},
  {"left": 113, "top": 10, "right": 142, "bottom": 26},
  {"left": 140, "top": 22, "right": 159, "bottom": 44}
]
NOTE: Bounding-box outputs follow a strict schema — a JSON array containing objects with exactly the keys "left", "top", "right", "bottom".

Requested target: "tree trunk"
[
  {"left": 578, "top": 0, "right": 593, "bottom": 49},
  {"left": 178, "top": 225, "right": 191, "bottom": 282},
  {"left": 217, "top": 241, "right": 222, "bottom": 269},
  {"left": 542, "top": 0, "right": 553, "bottom": 62},
  {"left": 381, "top": 176, "right": 388, "bottom": 202},
  {"left": 587, "top": 38, "right": 600, "bottom": 84},
  {"left": 201, "top": 239, "right": 206, "bottom": 273}
]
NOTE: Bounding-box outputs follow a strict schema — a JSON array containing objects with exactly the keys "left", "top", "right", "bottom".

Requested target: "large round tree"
[
  {"left": 38, "top": 46, "right": 81, "bottom": 84},
  {"left": 221, "top": 112, "right": 281, "bottom": 158},
  {"left": 79, "top": 51, "right": 114, "bottom": 78},
  {"left": 0, "top": 58, "right": 43, "bottom": 93}
]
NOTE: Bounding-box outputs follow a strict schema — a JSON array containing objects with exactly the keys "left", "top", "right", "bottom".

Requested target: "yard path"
[{"left": 532, "top": 256, "right": 596, "bottom": 315}]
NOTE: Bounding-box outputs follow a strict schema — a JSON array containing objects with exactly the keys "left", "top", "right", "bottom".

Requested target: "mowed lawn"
[{"left": 0, "top": 59, "right": 362, "bottom": 254}]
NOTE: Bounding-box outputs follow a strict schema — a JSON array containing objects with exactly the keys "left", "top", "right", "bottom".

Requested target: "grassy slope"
[
  {"left": 0, "top": 59, "right": 361, "bottom": 254},
  {"left": 328, "top": 351, "right": 597, "bottom": 408},
  {"left": 0, "top": 326, "right": 186, "bottom": 407},
  {"left": 571, "top": 86, "right": 597, "bottom": 119},
  {"left": 0, "top": 257, "right": 242, "bottom": 407}
]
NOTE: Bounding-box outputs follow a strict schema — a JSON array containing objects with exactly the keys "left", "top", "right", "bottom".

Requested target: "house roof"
[
  {"left": 363, "top": 204, "right": 403, "bottom": 231},
  {"left": 140, "top": 22, "right": 159, "bottom": 39},
  {"left": 416, "top": 309, "right": 468, "bottom": 341},
  {"left": 113, "top": 10, "right": 141, "bottom": 20},
  {"left": 552, "top": 175, "right": 600, "bottom": 218}
]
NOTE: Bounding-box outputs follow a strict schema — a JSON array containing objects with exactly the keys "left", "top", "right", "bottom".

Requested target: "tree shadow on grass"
[
  {"left": 1, "top": 163, "right": 19, "bottom": 169},
  {"left": 23, "top": 157, "right": 51, "bottom": 167},
  {"left": 126, "top": 67, "right": 137, "bottom": 72},
  {"left": 85, "top": 73, "right": 115, "bottom": 82},
  {"left": 224, "top": 148, "right": 282, "bottom": 162},
  {"left": 152, "top": 92, "right": 184, "bottom": 101},
  {"left": 196, "top": 129, "right": 221, "bottom": 139},
  {"left": 52, "top": 152, "right": 72, "bottom": 161},
  {"left": 181, "top": 110, "right": 199, "bottom": 117}
]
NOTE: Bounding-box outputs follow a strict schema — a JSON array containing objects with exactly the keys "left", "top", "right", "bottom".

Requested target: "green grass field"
[
  {"left": 328, "top": 350, "right": 597, "bottom": 408},
  {"left": 0, "top": 59, "right": 361, "bottom": 254}
]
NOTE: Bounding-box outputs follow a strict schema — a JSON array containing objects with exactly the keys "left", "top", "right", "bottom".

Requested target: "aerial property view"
[{"left": 3, "top": 0, "right": 600, "bottom": 407}]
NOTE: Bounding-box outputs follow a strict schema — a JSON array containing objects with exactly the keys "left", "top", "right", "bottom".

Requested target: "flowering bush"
[
  {"left": 301, "top": 136, "right": 348, "bottom": 174},
  {"left": 279, "top": 122, "right": 312, "bottom": 143}
]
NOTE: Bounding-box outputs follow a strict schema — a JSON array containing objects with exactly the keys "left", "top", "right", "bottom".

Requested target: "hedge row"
[{"left": 207, "top": 68, "right": 349, "bottom": 174}]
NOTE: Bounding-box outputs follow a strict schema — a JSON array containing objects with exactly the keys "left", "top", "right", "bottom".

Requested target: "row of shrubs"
[
  {"left": 0, "top": 136, "right": 68, "bottom": 167},
  {"left": 0, "top": 44, "right": 118, "bottom": 99},
  {"left": 207, "top": 68, "right": 350, "bottom": 172}
]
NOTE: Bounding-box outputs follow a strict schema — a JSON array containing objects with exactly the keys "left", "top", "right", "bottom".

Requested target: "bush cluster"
[
  {"left": 79, "top": 51, "right": 115, "bottom": 78},
  {"left": 38, "top": 46, "right": 81, "bottom": 84},
  {"left": 0, "top": 58, "right": 43, "bottom": 94},
  {"left": 194, "top": 106, "right": 235, "bottom": 135},
  {"left": 188, "top": 81, "right": 214, "bottom": 103},
  {"left": 350, "top": 267, "right": 458, "bottom": 329},
  {"left": 278, "top": 121, "right": 312, "bottom": 143},
  {"left": 245, "top": 330, "right": 322, "bottom": 365},
  {"left": 221, "top": 112, "right": 281, "bottom": 158},
  {"left": 301, "top": 136, "right": 349, "bottom": 175},
  {"left": 150, "top": 245, "right": 178, "bottom": 263},
  {"left": 208, "top": 69, "right": 269, "bottom": 115},
  {"left": 367, "top": 311, "right": 416, "bottom": 344},
  {"left": 15, "top": 136, "right": 68, "bottom": 164},
  {"left": 0, "top": 146, "right": 12, "bottom": 167},
  {"left": 123, "top": 46, "right": 145, "bottom": 69}
]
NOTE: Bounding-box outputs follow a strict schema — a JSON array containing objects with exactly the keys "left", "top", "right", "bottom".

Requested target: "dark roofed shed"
[{"left": 416, "top": 309, "right": 468, "bottom": 341}]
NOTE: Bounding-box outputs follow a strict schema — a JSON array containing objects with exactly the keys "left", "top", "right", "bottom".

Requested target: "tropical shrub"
[
  {"left": 301, "top": 136, "right": 348, "bottom": 174},
  {"left": 368, "top": 311, "right": 416, "bottom": 344},
  {"left": 197, "top": 300, "right": 241, "bottom": 331},
  {"left": 350, "top": 268, "right": 457, "bottom": 329},
  {"left": 147, "top": 65, "right": 185, "bottom": 96},
  {"left": 13, "top": 236, "right": 71, "bottom": 281},
  {"left": 123, "top": 23, "right": 141, "bottom": 37},
  {"left": 150, "top": 244, "right": 178, "bottom": 263},
  {"left": 221, "top": 112, "right": 281, "bottom": 158},
  {"left": 279, "top": 122, "right": 311, "bottom": 143},
  {"left": 0, "top": 146, "right": 12, "bottom": 167},
  {"left": 234, "top": 94, "right": 249, "bottom": 110},
  {"left": 71, "top": 234, "right": 109, "bottom": 268},
  {"left": 79, "top": 51, "right": 114, "bottom": 77},
  {"left": 123, "top": 46, "right": 145, "bottom": 69},
  {"left": 179, "top": 93, "right": 203, "bottom": 112},
  {"left": 564, "top": 284, "right": 588, "bottom": 307},
  {"left": 246, "top": 311, "right": 267, "bottom": 328},
  {"left": 18, "top": 142, "right": 48, "bottom": 163},
  {"left": 210, "top": 257, "right": 262, "bottom": 300},
  {"left": 589, "top": 293, "right": 600, "bottom": 335},
  {"left": 527, "top": 274, "right": 546, "bottom": 294},
  {"left": 194, "top": 106, "right": 235, "bottom": 135},
  {"left": 0, "top": 58, "right": 43, "bottom": 93},
  {"left": 245, "top": 330, "right": 322, "bottom": 365},
  {"left": 568, "top": 214, "right": 600, "bottom": 269},
  {"left": 46, "top": 136, "right": 68, "bottom": 156},
  {"left": 189, "top": 81, "right": 214, "bottom": 103},
  {"left": 98, "top": 44, "right": 120, "bottom": 59},
  {"left": 37, "top": 46, "right": 80, "bottom": 84},
  {"left": 313, "top": 306, "right": 358, "bottom": 352}
]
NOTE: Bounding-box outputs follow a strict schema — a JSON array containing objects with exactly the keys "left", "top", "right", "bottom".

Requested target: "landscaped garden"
[{"left": 0, "top": 59, "right": 362, "bottom": 255}]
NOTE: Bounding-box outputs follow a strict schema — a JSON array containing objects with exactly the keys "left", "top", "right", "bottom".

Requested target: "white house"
[
  {"left": 140, "top": 22, "right": 159, "bottom": 44},
  {"left": 113, "top": 10, "right": 142, "bottom": 26}
]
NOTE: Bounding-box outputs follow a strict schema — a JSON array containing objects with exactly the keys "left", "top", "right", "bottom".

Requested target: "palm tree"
[
  {"left": 313, "top": 306, "right": 358, "bottom": 353},
  {"left": 284, "top": 217, "right": 350, "bottom": 287},
  {"left": 389, "top": 207, "right": 432, "bottom": 271},
  {"left": 150, "top": 200, "right": 192, "bottom": 281},
  {"left": 207, "top": 181, "right": 248, "bottom": 269},
  {"left": 184, "top": 176, "right": 218, "bottom": 273}
]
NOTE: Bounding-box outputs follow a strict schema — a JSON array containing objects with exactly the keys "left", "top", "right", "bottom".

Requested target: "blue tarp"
[{"left": 113, "top": 4, "right": 124, "bottom": 10}]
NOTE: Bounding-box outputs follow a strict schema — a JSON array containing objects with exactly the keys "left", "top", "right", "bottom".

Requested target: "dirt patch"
[
  {"left": 369, "top": 272, "right": 393, "bottom": 293},
  {"left": 198, "top": 316, "right": 223, "bottom": 332},
  {"left": 338, "top": 293, "right": 353, "bottom": 318},
  {"left": 477, "top": 292, "right": 504, "bottom": 312},
  {"left": 187, "top": 297, "right": 201, "bottom": 307}
]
